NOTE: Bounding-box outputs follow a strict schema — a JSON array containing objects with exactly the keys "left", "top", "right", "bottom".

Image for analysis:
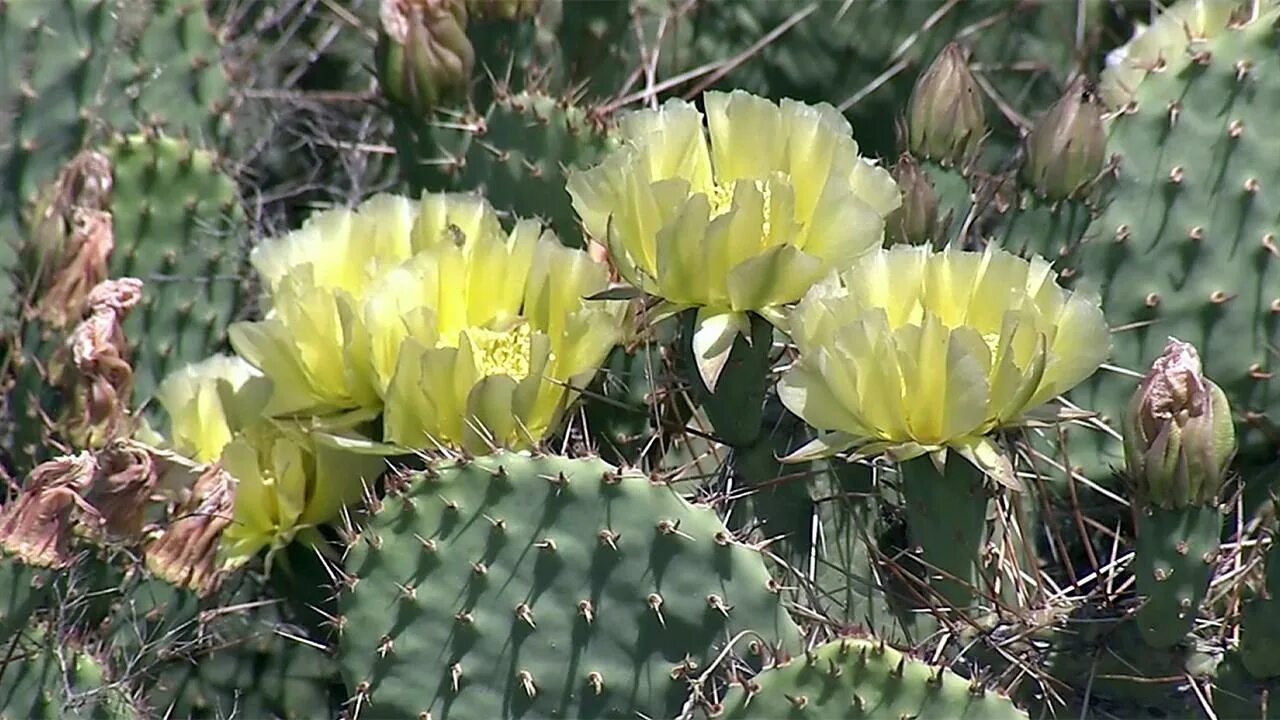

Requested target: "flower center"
[
  {"left": 467, "top": 322, "right": 534, "bottom": 379},
  {"left": 708, "top": 179, "right": 773, "bottom": 236}
]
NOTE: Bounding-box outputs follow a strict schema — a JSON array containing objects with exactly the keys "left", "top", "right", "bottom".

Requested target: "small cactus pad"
[
  {"left": 337, "top": 451, "right": 802, "bottom": 719},
  {"left": 1133, "top": 504, "right": 1222, "bottom": 648},
  {"left": 718, "top": 635, "right": 1028, "bottom": 719},
  {"left": 105, "top": 133, "right": 245, "bottom": 407}
]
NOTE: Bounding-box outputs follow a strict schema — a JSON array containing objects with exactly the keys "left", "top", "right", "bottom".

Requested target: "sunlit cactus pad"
[{"left": 337, "top": 451, "right": 802, "bottom": 719}]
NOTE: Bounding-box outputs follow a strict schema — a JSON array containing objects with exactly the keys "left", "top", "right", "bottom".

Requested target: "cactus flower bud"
[
  {"left": 1023, "top": 76, "right": 1107, "bottom": 200},
  {"left": 376, "top": 0, "right": 474, "bottom": 115},
  {"left": 908, "top": 43, "right": 986, "bottom": 166},
  {"left": 887, "top": 154, "right": 941, "bottom": 245},
  {"left": 1124, "top": 338, "right": 1236, "bottom": 508}
]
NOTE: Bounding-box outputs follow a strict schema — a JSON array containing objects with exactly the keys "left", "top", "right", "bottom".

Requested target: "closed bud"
[
  {"left": 908, "top": 43, "right": 986, "bottom": 166},
  {"left": 1124, "top": 338, "right": 1236, "bottom": 508},
  {"left": 1023, "top": 76, "right": 1106, "bottom": 200},
  {"left": 467, "top": 0, "right": 539, "bottom": 21},
  {"left": 887, "top": 154, "right": 941, "bottom": 245},
  {"left": 377, "top": 0, "right": 475, "bottom": 115}
]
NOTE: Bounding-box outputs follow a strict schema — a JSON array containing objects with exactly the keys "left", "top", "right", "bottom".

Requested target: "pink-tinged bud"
[
  {"left": 1124, "top": 338, "right": 1236, "bottom": 508},
  {"left": 377, "top": 0, "right": 475, "bottom": 115},
  {"left": 908, "top": 43, "right": 987, "bottom": 166},
  {"left": 145, "top": 465, "right": 235, "bottom": 597},
  {"left": 0, "top": 453, "right": 98, "bottom": 568},
  {"left": 1023, "top": 76, "right": 1107, "bottom": 200},
  {"left": 887, "top": 154, "right": 942, "bottom": 245}
]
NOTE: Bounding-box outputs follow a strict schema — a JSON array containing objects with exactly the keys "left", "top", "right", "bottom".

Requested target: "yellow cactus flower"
[
  {"left": 778, "top": 244, "right": 1110, "bottom": 487},
  {"left": 219, "top": 423, "right": 383, "bottom": 569},
  {"left": 228, "top": 195, "right": 422, "bottom": 417},
  {"left": 155, "top": 354, "right": 270, "bottom": 463},
  {"left": 567, "top": 90, "right": 900, "bottom": 389},
  {"left": 359, "top": 195, "right": 624, "bottom": 453}
]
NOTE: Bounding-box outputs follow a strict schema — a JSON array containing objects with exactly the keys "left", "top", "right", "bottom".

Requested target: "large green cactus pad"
[
  {"left": 337, "top": 451, "right": 802, "bottom": 719},
  {"left": 1061, "top": 8, "right": 1280, "bottom": 472},
  {"left": 105, "top": 133, "right": 246, "bottom": 407},
  {"left": 718, "top": 634, "right": 1028, "bottom": 719}
]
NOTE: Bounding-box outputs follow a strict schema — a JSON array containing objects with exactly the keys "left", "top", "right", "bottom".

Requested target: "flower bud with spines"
[
  {"left": 376, "top": 0, "right": 475, "bottom": 116},
  {"left": 1023, "top": 76, "right": 1107, "bottom": 200},
  {"left": 1124, "top": 338, "right": 1236, "bottom": 509},
  {"left": 908, "top": 43, "right": 986, "bottom": 167},
  {"left": 887, "top": 154, "right": 941, "bottom": 245}
]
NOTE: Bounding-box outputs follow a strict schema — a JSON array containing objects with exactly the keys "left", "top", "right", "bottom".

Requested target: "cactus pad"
[
  {"left": 104, "top": 133, "right": 245, "bottom": 407},
  {"left": 1063, "top": 7, "right": 1280, "bottom": 469},
  {"left": 337, "top": 451, "right": 802, "bottom": 719},
  {"left": 719, "top": 634, "right": 1028, "bottom": 719},
  {"left": 392, "top": 90, "right": 615, "bottom": 246}
]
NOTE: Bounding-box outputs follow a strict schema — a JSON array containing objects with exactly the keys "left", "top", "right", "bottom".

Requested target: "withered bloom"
[
  {"left": 0, "top": 453, "right": 99, "bottom": 568},
  {"left": 79, "top": 441, "right": 160, "bottom": 543},
  {"left": 145, "top": 465, "right": 235, "bottom": 597},
  {"left": 60, "top": 277, "right": 145, "bottom": 448}
]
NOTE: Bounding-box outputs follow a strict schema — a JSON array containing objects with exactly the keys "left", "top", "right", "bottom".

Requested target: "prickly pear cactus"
[
  {"left": 718, "top": 634, "right": 1028, "bottom": 719},
  {"left": 337, "top": 451, "right": 802, "bottom": 719},
  {"left": 0, "top": 626, "right": 135, "bottom": 720},
  {"left": 390, "top": 89, "right": 616, "bottom": 245},
  {"left": 104, "top": 133, "right": 246, "bottom": 406},
  {"left": 1062, "top": 5, "right": 1280, "bottom": 471}
]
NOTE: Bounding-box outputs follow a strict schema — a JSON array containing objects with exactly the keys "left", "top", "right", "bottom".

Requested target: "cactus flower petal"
[{"left": 779, "top": 244, "right": 1108, "bottom": 483}]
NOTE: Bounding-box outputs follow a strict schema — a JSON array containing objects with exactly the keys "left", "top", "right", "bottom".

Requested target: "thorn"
[
  {"left": 1228, "top": 119, "right": 1245, "bottom": 138},
  {"left": 601, "top": 470, "right": 622, "bottom": 485},
  {"left": 515, "top": 603, "right": 536, "bottom": 628},
  {"left": 1166, "top": 101, "right": 1180, "bottom": 126},
  {"left": 517, "top": 670, "right": 537, "bottom": 698},
  {"left": 1115, "top": 224, "right": 1131, "bottom": 242},
  {"left": 1249, "top": 364, "right": 1274, "bottom": 380},
  {"left": 534, "top": 537, "right": 558, "bottom": 552},
  {"left": 670, "top": 655, "right": 698, "bottom": 680},
  {"left": 1168, "top": 165, "right": 1185, "bottom": 184},
  {"left": 1209, "top": 290, "right": 1235, "bottom": 304},
  {"left": 656, "top": 518, "right": 694, "bottom": 540},
  {"left": 707, "top": 594, "right": 733, "bottom": 617},
  {"left": 483, "top": 514, "right": 506, "bottom": 533},
  {"left": 472, "top": 561, "right": 489, "bottom": 576},
  {"left": 394, "top": 582, "right": 417, "bottom": 602},
  {"left": 578, "top": 599, "right": 595, "bottom": 624},
  {"left": 378, "top": 635, "right": 394, "bottom": 657},
  {"left": 1145, "top": 292, "right": 1162, "bottom": 308},
  {"left": 450, "top": 663, "right": 464, "bottom": 692},
  {"left": 1263, "top": 233, "right": 1278, "bottom": 257},
  {"left": 891, "top": 656, "right": 905, "bottom": 678},
  {"left": 786, "top": 694, "right": 809, "bottom": 710},
  {"left": 587, "top": 671, "right": 604, "bottom": 696},
  {"left": 1187, "top": 226, "right": 1204, "bottom": 241},
  {"left": 414, "top": 534, "right": 438, "bottom": 552},
  {"left": 598, "top": 529, "right": 621, "bottom": 550},
  {"left": 1236, "top": 59, "right": 1254, "bottom": 80},
  {"left": 439, "top": 495, "right": 460, "bottom": 512},
  {"left": 454, "top": 610, "right": 475, "bottom": 625},
  {"left": 647, "top": 593, "right": 666, "bottom": 627},
  {"left": 713, "top": 530, "right": 732, "bottom": 546},
  {"left": 851, "top": 693, "right": 865, "bottom": 712}
]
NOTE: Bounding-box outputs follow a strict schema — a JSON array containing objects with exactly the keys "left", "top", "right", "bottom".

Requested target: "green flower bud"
[
  {"left": 1023, "top": 76, "right": 1107, "bottom": 200},
  {"left": 908, "top": 43, "right": 986, "bottom": 167},
  {"left": 887, "top": 154, "right": 941, "bottom": 246},
  {"left": 1124, "top": 338, "right": 1236, "bottom": 508},
  {"left": 376, "top": 0, "right": 475, "bottom": 115}
]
